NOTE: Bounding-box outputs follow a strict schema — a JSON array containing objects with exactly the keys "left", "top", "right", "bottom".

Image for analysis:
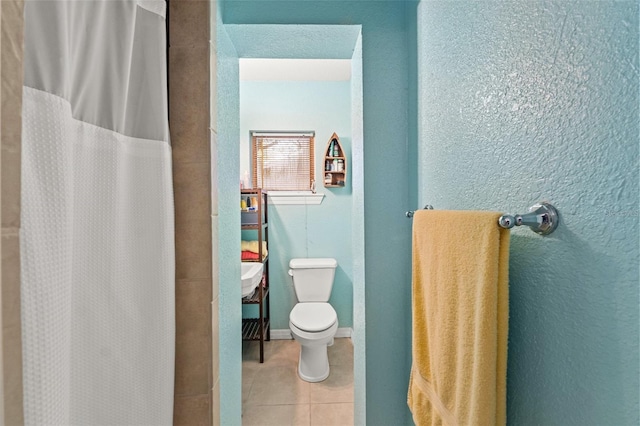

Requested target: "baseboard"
[
  {"left": 335, "top": 327, "right": 352, "bottom": 338},
  {"left": 270, "top": 327, "right": 352, "bottom": 340},
  {"left": 270, "top": 329, "right": 293, "bottom": 340}
]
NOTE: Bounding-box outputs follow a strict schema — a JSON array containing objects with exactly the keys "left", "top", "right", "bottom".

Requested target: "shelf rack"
[{"left": 241, "top": 188, "right": 270, "bottom": 362}]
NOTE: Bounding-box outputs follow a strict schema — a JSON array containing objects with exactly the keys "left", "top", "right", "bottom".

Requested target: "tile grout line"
[{"left": 242, "top": 339, "right": 353, "bottom": 425}]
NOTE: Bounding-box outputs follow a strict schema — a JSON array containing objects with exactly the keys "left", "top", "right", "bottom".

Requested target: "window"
[{"left": 251, "top": 132, "right": 315, "bottom": 191}]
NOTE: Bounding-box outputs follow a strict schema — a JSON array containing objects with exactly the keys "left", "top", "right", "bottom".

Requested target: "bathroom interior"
[
  {"left": 1, "top": 1, "right": 638, "bottom": 426},
  {"left": 238, "top": 52, "right": 358, "bottom": 424}
]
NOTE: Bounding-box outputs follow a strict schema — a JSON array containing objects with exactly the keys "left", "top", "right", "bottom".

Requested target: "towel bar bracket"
[
  {"left": 406, "top": 205, "right": 434, "bottom": 218},
  {"left": 498, "top": 202, "right": 559, "bottom": 235},
  {"left": 406, "top": 202, "right": 560, "bottom": 235}
]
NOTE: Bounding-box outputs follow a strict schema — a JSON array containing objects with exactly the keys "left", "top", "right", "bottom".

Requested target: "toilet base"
[
  {"left": 289, "top": 319, "right": 338, "bottom": 383},
  {"left": 298, "top": 343, "right": 330, "bottom": 382}
]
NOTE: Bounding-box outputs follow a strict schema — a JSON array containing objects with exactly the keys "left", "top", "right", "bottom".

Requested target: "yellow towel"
[
  {"left": 241, "top": 240, "right": 268, "bottom": 256},
  {"left": 407, "top": 210, "right": 510, "bottom": 426}
]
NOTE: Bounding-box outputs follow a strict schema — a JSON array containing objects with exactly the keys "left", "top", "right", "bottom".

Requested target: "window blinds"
[{"left": 251, "top": 132, "right": 315, "bottom": 190}]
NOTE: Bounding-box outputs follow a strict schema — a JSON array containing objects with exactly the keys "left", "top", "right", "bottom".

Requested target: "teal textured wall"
[
  {"left": 240, "top": 80, "right": 353, "bottom": 329},
  {"left": 216, "top": 14, "right": 243, "bottom": 424},
  {"left": 416, "top": 1, "right": 639, "bottom": 425},
  {"left": 224, "top": 2, "right": 414, "bottom": 425},
  {"left": 350, "top": 32, "right": 367, "bottom": 422}
]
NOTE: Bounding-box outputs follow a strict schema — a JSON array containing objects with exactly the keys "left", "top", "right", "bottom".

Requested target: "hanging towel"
[
  {"left": 241, "top": 251, "right": 260, "bottom": 261},
  {"left": 407, "top": 210, "right": 510, "bottom": 426},
  {"left": 241, "top": 240, "right": 268, "bottom": 256}
]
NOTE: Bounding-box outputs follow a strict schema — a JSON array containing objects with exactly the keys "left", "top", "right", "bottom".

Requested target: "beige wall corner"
[
  {"left": 169, "top": 0, "right": 216, "bottom": 424},
  {"left": 0, "top": 0, "right": 25, "bottom": 425}
]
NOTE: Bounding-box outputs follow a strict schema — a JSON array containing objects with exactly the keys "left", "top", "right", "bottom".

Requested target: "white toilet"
[{"left": 288, "top": 258, "right": 339, "bottom": 382}]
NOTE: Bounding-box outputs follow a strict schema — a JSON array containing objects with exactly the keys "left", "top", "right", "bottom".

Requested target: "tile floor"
[{"left": 242, "top": 338, "right": 354, "bottom": 426}]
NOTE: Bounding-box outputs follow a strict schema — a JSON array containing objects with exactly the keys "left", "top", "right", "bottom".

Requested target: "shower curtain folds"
[{"left": 21, "top": 1, "right": 175, "bottom": 425}]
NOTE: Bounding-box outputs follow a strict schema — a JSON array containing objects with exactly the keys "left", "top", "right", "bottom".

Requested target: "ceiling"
[
  {"left": 225, "top": 24, "right": 361, "bottom": 59},
  {"left": 228, "top": 24, "right": 360, "bottom": 81},
  {"left": 239, "top": 58, "right": 352, "bottom": 81}
]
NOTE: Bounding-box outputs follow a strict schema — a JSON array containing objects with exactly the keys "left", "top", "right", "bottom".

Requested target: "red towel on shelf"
[{"left": 241, "top": 251, "right": 260, "bottom": 261}]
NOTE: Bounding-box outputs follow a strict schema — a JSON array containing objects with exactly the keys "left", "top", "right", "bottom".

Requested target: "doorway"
[{"left": 217, "top": 24, "right": 365, "bottom": 424}]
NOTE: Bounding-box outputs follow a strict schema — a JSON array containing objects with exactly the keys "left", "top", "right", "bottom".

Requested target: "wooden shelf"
[
  {"left": 323, "top": 133, "right": 347, "bottom": 188},
  {"left": 241, "top": 188, "right": 270, "bottom": 363},
  {"left": 241, "top": 223, "right": 268, "bottom": 230},
  {"left": 241, "top": 254, "right": 269, "bottom": 264},
  {"left": 242, "top": 318, "right": 271, "bottom": 341}
]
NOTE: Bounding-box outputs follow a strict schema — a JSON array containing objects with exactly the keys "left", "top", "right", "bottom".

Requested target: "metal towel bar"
[
  {"left": 405, "top": 205, "right": 433, "bottom": 218},
  {"left": 406, "top": 202, "right": 559, "bottom": 235}
]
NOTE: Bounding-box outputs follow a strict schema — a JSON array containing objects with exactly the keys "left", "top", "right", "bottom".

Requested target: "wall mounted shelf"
[{"left": 323, "top": 132, "right": 347, "bottom": 188}]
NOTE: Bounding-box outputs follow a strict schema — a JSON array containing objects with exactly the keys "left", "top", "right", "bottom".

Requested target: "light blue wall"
[
  {"left": 240, "top": 80, "right": 353, "bottom": 329},
  {"left": 224, "top": 2, "right": 414, "bottom": 425},
  {"left": 350, "top": 32, "right": 366, "bottom": 423},
  {"left": 416, "top": 2, "right": 639, "bottom": 425},
  {"left": 216, "top": 9, "right": 243, "bottom": 424}
]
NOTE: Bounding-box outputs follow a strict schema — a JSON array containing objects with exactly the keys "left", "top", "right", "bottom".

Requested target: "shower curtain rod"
[{"left": 406, "top": 202, "right": 559, "bottom": 235}]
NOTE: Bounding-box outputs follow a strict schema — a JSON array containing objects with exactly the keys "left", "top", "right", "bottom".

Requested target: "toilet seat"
[{"left": 289, "top": 303, "right": 337, "bottom": 332}]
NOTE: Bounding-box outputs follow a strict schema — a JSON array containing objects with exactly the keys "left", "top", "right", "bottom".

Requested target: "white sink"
[{"left": 241, "top": 262, "right": 264, "bottom": 297}]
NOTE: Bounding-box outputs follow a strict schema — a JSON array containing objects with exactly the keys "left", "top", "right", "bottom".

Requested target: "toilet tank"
[{"left": 289, "top": 258, "right": 338, "bottom": 302}]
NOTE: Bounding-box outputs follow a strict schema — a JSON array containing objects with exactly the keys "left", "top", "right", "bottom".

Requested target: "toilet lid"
[{"left": 290, "top": 303, "right": 337, "bottom": 332}]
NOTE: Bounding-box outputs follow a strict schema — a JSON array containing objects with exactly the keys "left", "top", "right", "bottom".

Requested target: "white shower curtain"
[{"left": 21, "top": 1, "right": 175, "bottom": 424}]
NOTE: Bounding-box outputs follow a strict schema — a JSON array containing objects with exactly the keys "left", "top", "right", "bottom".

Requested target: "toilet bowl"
[
  {"left": 288, "top": 258, "right": 339, "bottom": 382},
  {"left": 289, "top": 302, "right": 338, "bottom": 382}
]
